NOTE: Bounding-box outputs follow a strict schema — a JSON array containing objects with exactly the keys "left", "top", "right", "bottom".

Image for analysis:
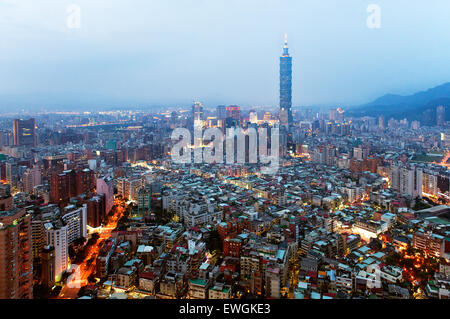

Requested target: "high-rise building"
[
  {"left": 87, "top": 194, "right": 106, "bottom": 228},
  {"left": 96, "top": 174, "right": 114, "bottom": 215},
  {"left": 280, "top": 34, "right": 293, "bottom": 130},
  {"left": 226, "top": 105, "right": 241, "bottom": 121},
  {"left": 0, "top": 207, "right": 33, "bottom": 299},
  {"left": 390, "top": 164, "right": 423, "bottom": 198},
  {"left": 40, "top": 245, "right": 56, "bottom": 288},
  {"left": 61, "top": 204, "right": 87, "bottom": 245},
  {"left": 13, "top": 118, "right": 36, "bottom": 147},
  {"left": 23, "top": 167, "right": 42, "bottom": 194},
  {"left": 137, "top": 185, "right": 152, "bottom": 216},
  {"left": 117, "top": 177, "right": 143, "bottom": 201},
  {"left": 50, "top": 169, "right": 95, "bottom": 206},
  {"left": 50, "top": 170, "right": 76, "bottom": 204},
  {"left": 5, "top": 161, "right": 18, "bottom": 188},
  {"left": 437, "top": 173, "right": 450, "bottom": 195},
  {"left": 75, "top": 168, "right": 95, "bottom": 196},
  {"left": 192, "top": 101, "right": 204, "bottom": 127},
  {"left": 216, "top": 105, "right": 227, "bottom": 120},
  {"left": 44, "top": 221, "right": 68, "bottom": 281},
  {"left": 423, "top": 171, "right": 438, "bottom": 196}
]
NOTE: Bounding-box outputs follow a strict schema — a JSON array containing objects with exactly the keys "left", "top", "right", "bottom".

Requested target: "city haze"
[{"left": 1, "top": 0, "right": 450, "bottom": 110}]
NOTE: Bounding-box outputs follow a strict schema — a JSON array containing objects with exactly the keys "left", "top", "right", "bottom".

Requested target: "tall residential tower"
[{"left": 0, "top": 203, "right": 33, "bottom": 299}]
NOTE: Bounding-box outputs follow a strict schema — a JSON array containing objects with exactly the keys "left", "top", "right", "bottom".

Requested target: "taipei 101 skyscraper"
[{"left": 280, "top": 33, "right": 293, "bottom": 131}]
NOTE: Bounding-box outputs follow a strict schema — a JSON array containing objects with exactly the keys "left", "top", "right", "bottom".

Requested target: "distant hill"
[{"left": 348, "top": 82, "right": 450, "bottom": 125}]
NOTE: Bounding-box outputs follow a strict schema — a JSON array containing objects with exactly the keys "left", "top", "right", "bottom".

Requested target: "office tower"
[
  {"left": 226, "top": 105, "right": 241, "bottom": 121},
  {"left": 216, "top": 105, "right": 227, "bottom": 120},
  {"left": 280, "top": 34, "right": 293, "bottom": 130},
  {"left": 40, "top": 245, "right": 56, "bottom": 288},
  {"left": 437, "top": 105, "right": 445, "bottom": 126},
  {"left": 192, "top": 101, "right": 204, "bottom": 127},
  {"left": 13, "top": 118, "right": 37, "bottom": 147},
  {"left": 0, "top": 207, "right": 33, "bottom": 299}
]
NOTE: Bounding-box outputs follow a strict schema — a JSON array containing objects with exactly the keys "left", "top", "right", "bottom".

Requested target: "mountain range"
[{"left": 348, "top": 82, "right": 450, "bottom": 125}]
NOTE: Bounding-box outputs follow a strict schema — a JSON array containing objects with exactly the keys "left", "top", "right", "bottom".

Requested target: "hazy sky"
[{"left": 1, "top": 0, "right": 450, "bottom": 109}]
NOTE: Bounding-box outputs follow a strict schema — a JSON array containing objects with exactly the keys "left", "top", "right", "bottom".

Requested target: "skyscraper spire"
[
  {"left": 283, "top": 33, "right": 289, "bottom": 56},
  {"left": 280, "top": 33, "right": 292, "bottom": 130}
]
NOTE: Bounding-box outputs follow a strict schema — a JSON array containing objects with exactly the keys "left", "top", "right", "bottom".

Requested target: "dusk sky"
[{"left": 1, "top": 0, "right": 450, "bottom": 109}]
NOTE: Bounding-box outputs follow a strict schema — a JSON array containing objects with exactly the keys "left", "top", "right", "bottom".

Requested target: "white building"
[
  {"left": 391, "top": 164, "right": 423, "bottom": 198},
  {"left": 44, "top": 222, "right": 68, "bottom": 281},
  {"left": 61, "top": 204, "right": 87, "bottom": 245}
]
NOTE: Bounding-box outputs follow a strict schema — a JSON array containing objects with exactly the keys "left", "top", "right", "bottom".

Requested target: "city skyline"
[{"left": 1, "top": 0, "right": 450, "bottom": 305}]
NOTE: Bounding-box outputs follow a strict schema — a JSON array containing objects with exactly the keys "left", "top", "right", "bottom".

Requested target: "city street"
[{"left": 58, "top": 198, "right": 125, "bottom": 299}]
